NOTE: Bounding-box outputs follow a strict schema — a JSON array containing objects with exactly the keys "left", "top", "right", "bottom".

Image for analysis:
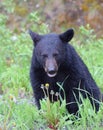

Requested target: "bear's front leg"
[{"left": 88, "top": 89, "right": 100, "bottom": 112}]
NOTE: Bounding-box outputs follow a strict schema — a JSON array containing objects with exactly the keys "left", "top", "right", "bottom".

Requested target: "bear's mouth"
[
  {"left": 47, "top": 71, "right": 57, "bottom": 77},
  {"left": 45, "top": 68, "right": 57, "bottom": 77}
]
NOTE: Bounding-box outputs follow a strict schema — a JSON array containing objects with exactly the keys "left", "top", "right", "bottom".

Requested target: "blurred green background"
[{"left": 0, "top": 0, "right": 103, "bottom": 37}]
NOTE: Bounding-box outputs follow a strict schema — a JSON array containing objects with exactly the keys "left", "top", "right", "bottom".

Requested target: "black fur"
[{"left": 29, "top": 29, "right": 101, "bottom": 114}]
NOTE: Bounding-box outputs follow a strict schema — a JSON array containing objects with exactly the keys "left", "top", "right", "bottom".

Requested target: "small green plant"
[{"left": 39, "top": 83, "right": 70, "bottom": 130}]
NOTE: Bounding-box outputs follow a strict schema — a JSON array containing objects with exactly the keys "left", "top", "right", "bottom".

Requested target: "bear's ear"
[
  {"left": 59, "top": 28, "right": 74, "bottom": 42},
  {"left": 29, "top": 30, "right": 42, "bottom": 45}
]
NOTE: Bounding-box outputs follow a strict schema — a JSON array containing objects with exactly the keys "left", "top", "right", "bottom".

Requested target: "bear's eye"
[
  {"left": 41, "top": 54, "right": 48, "bottom": 58},
  {"left": 53, "top": 53, "right": 58, "bottom": 57}
]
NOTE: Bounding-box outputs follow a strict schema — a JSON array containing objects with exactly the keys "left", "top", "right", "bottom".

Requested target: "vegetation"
[{"left": 0, "top": 4, "right": 103, "bottom": 130}]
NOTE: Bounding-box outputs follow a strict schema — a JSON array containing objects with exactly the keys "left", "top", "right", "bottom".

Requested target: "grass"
[{"left": 0, "top": 11, "right": 103, "bottom": 130}]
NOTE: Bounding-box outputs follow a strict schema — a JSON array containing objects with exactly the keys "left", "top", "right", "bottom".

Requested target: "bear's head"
[{"left": 29, "top": 29, "right": 74, "bottom": 77}]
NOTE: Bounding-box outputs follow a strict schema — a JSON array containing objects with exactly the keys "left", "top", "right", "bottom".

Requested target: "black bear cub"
[{"left": 29, "top": 28, "right": 101, "bottom": 114}]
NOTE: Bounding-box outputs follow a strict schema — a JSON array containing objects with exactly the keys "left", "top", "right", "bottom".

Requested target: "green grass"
[{"left": 0, "top": 12, "right": 103, "bottom": 130}]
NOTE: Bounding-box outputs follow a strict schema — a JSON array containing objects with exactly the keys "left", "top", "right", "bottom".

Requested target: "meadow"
[{"left": 0, "top": 12, "right": 103, "bottom": 130}]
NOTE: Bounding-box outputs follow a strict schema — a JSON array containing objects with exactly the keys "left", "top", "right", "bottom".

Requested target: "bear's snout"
[
  {"left": 44, "top": 58, "right": 58, "bottom": 77},
  {"left": 48, "top": 66, "right": 57, "bottom": 76}
]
